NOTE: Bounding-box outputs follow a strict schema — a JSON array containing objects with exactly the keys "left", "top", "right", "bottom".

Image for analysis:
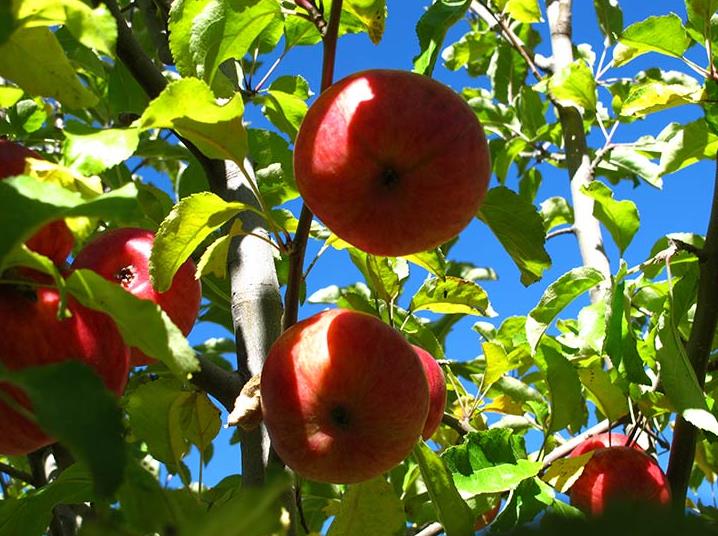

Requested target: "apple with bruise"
[
  {"left": 72, "top": 227, "right": 201, "bottom": 366},
  {"left": 260, "top": 309, "right": 430, "bottom": 483},
  {"left": 293, "top": 69, "right": 491, "bottom": 257}
]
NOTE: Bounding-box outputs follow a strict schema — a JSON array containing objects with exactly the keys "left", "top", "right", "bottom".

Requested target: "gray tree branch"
[{"left": 546, "top": 0, "right": 611, "bottom": 299}]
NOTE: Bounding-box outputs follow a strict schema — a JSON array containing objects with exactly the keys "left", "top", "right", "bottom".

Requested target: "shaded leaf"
[
  {"left": 327, "top": 477, "right": 405, "bottom": 536},
  {"left": 581, "top": 181, "right": 639, "bottom": 254},
  {"left": 477, "top": 186, "right": 551, "bottom": 286},
  {"left": 413, "top": 0, "right": 471, "bottom": 76}
]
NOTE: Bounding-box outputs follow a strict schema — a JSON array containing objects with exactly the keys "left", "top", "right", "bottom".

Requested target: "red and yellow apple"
[
  {"left": 293, "top": 69, "right": 491, "bottom": 257},
  {"left": 412, "top": 345, "right": 446, "bottom": 440},
  {"left": 0, "top": 285, "right": 130, "bottom": 455},
  {"left": 72, "top": 227, "right": 201, "bottom": 366},
  {"left": 0, "top": 139, "right": 74, "bottom": 265},
  {"left": 260, "top": 308, "right": 429, "bottom": 483},
  {"left": 568, "top": 446, "right": 671, "bottom": 515}
]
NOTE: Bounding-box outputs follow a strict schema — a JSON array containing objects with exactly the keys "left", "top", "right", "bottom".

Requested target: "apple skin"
[
  {"left": 72, "top": 227, "right": 201, "bottom": 366},
  {"left": 0, "top": 285, "right": 130, "bottom": 455},
  {"left": 568, "top": 446, "right": 671, "bottom": 516},
  {"left": 570, "top": 432, "right": 641, "bottom": 457},
  {"left": 412, "top": 345, "right": 447, "bottom": 440},
  {"left": 0, "top": 139, "right": 73, "bottom": 265},
  {"left": 474, "top": 503, "right": 500, "bottom": 531},
  {"left": 260, "top": 308, "right": 430, "bottom": 484},
  {"left": 293, "top": 69, "right": 491, "bottom": 257}
]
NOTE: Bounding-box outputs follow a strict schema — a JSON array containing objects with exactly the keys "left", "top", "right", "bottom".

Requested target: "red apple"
[
  {"left": 570, "top": 432, "right": 640, "bottom": 457},
  {"left": 474, "top": 503, "right": 500, "bottom": 530},
  {"left": 568, "top": 446, "right": 671, "bottom": 515},
  {"left": 0, "top": 139, "right": 74, "bottom": 265},
  {"left": 260, "top": 308, "right": 430, "bottom": 483},
  {"left": 293, "top": 69, "right": 491, "bottom": 257},
  {"left": 412, "top": 345, "right": 446, "bottom": 440},
  {"left": 0, "top": 284, "right": 130, "bottom": 455},
  {"left": 72, "top": 227, "right": 201, "bottom": 366}
]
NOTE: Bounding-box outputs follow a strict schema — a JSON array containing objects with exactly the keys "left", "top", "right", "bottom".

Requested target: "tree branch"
[
  {"left": 546, "top": 0, "right": 611, "bottom": 300},
  {"left": 107, "top": 0, "right": 283, "bottom": 486},
  {"left": 283, "top": 0, "right": 343, "bottom": 330},
  {"left": 0, "top": 461, "right": 37, "bottom": 487},
  {"left": 666, "top": 152, "right": 718, "bottom": 509}
]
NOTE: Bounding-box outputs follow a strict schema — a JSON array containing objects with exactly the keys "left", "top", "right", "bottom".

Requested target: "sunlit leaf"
[
  {"left": 413, "top": 0, "right": 471, "bottom": 76},
  {"left": 614, "top": 14, "right": 691, "bottom": 67},
  {"left": 581, "top": 181, "right": 639, "bottom": 254}
]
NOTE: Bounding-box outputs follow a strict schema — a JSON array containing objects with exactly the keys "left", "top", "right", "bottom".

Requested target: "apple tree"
[{"left": 2, "top": 0, "right": 718, "bottom": 535}]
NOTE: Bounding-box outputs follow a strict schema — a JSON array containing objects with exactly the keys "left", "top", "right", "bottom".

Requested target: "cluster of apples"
[
  {"left": 0, "top": 139, "right": 201, "bottom": 455},
  {"left": 260, "top": 69, "right": 490, "bottom": 484}
]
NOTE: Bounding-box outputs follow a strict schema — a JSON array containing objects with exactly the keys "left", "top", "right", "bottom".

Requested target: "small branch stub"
[{"left": 227, "top": 373, "right": 263, "bottom": 430}]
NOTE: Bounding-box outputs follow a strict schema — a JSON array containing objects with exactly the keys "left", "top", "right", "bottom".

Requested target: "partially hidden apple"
[
  {"left": 568, "top": 446, "right": 671, "bottom": 515},
  {"left": 260, "top": 308, "right": 430, "bottom": 484},
  {"left": 569, "top": 432, "right": 640, "bottom": 457},
  {"left": 71, "top": 227, "right": 201, "bottom": 366},
  {"left": 412, "top": 345, "right": 447, "bottom": 440},
  {"left": 0, "top": 139, "right": 73, "bottom": 265},
  {"left": 0, "top": 285, "right": 130, "bottom": 455},
  {"left": 474, "top": 502, "right": 500, "bottom": 531},
  {"left": 293, "top": 69, "right": 491, "bottom": 257}
]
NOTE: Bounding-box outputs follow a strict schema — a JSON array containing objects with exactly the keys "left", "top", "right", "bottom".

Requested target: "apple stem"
[
  {"left": 666, "top": 151, "right": 718, "bottom": 509},
  {"left": 283, "top": 0, "right": 344, "bottom": 331}
]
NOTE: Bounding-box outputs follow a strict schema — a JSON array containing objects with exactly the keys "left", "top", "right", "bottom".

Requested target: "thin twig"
[
  {"left": 0, "top": 461, "right": 37, "bottom": 487},
  {"left": 546, "top": 227, "right": 575, "bottom": 240}
]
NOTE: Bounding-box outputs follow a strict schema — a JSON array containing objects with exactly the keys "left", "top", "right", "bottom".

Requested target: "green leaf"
[
  {"left": 151, "top": 192, "right": 254, "bottom": 292},
  {"left": 62, "top": 124, "right": 140, "bottom": 175},
  {"left": 541, "top": 453, "right": 592, "bottom": 494},
  {"left": 0, "top": 464, "right": 92, "bottom": 536},
  {"left": 168, "top": 0, "right": 213, "bottom": 77},
  {"left": 619, "top": 75, "right": 701, "bottom": 118},
  {"left": 540, "top": 196, "right": 573, "bottom": 232},
  {"left": 0, "top": 27, "right": 97, "bottom": 108},
  {"left": 66, "top": 270, "right": 199, "bottom": 377},
  {"left": 0, "top": 85, "right": 23, "bottom": 106},
  {"left": 483, "top": 342, "right": 514, "bottom": 391},
  {"left": 686, "top": 0, "right": 718, "bottom": 41},
  {"left": 655, "top": 314, "right": 711, "bottom": 413},
  {"left": 413, "top": 0, "right": 471, "bottom": 77},
  {"left": 410, "top": 276, "right": 493, "bottom": 316},
  {"left": 703, "top": 79, "right": 718, "bottom": 136},
  {"left": 259, "top": 76, "right": 310, "bottom": 141},
  {"left": 14, "top": 0, "right": 117, "bottom": 55},
  {"left": 175, "top": 0, "right": 282, "bottom": 85},
  {"left": 547, "top": 60, "right": 597, "bottom": 114},
  {"left": 126, "top": 379, "right": 193, "bottom": 468},
  {"left": 593, "top": 0, "right": 623, "bottom": 43},
  {"left": 188, "top": 471, "right": 291, "bottom": 536},
  {"left": 581, "top": 181, "right": 639, "bottom": 254},
  {"left": 614, "top": 14, "right": 691, "bottom": 67},
  {"left": 525, "top": 267, "right": 605, "bottom": 352},
  {"left": 442, "top": 430, "right": 540, "bottom": 495},
  {"left": 4, "top": 362, "right": 125, "bottom": 497},
  {"left": 247, "top": 128, "right": 299, "bottom": 207},
  {"left": 343, "top": 0, "right": 387, "bottom": 44},
  {"left": 0, "top": 177, "right": 141, "bottom": 269},
  {"left": 536, "top": 345, "right": 585, "bottom": 432},
  {"left": 506, "top": 0, "right": 541, "bottom": 23},
  {"left": 349, "top": 249, "right": 408, "bottom": 303},
  {"left": 478, "top": 186, "right": 551, "bottom": 286},
  {"left": 413, "top": 442, "right": 475, "bottom": 536},
  {"left": 327, "top": 477, "right": 405, "bottom": 536},
  {"left": 403, "top": 249, "right": 447, "bottom": 278},
  {"left": 178, "top": 390, "right": 222, "bottom": 458},
  {"left": 136, "top": 78, "right": 247, "bottom": 163},
  {"left": 490, "top": 477, "right": 554, "bottom": 531},
  {"left": 196, "top": 233, "right": 232, "bottom": 280},
  {"left": 659, "top": 119, "right": 718, "bottom": 174},
  {"left": 603, "top": 145, "right": 662, "bottom": 188}
]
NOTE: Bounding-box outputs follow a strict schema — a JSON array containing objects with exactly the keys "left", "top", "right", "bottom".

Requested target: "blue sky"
[{"left": 170, "top": 1, "right": 716, "bottom": 495}]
